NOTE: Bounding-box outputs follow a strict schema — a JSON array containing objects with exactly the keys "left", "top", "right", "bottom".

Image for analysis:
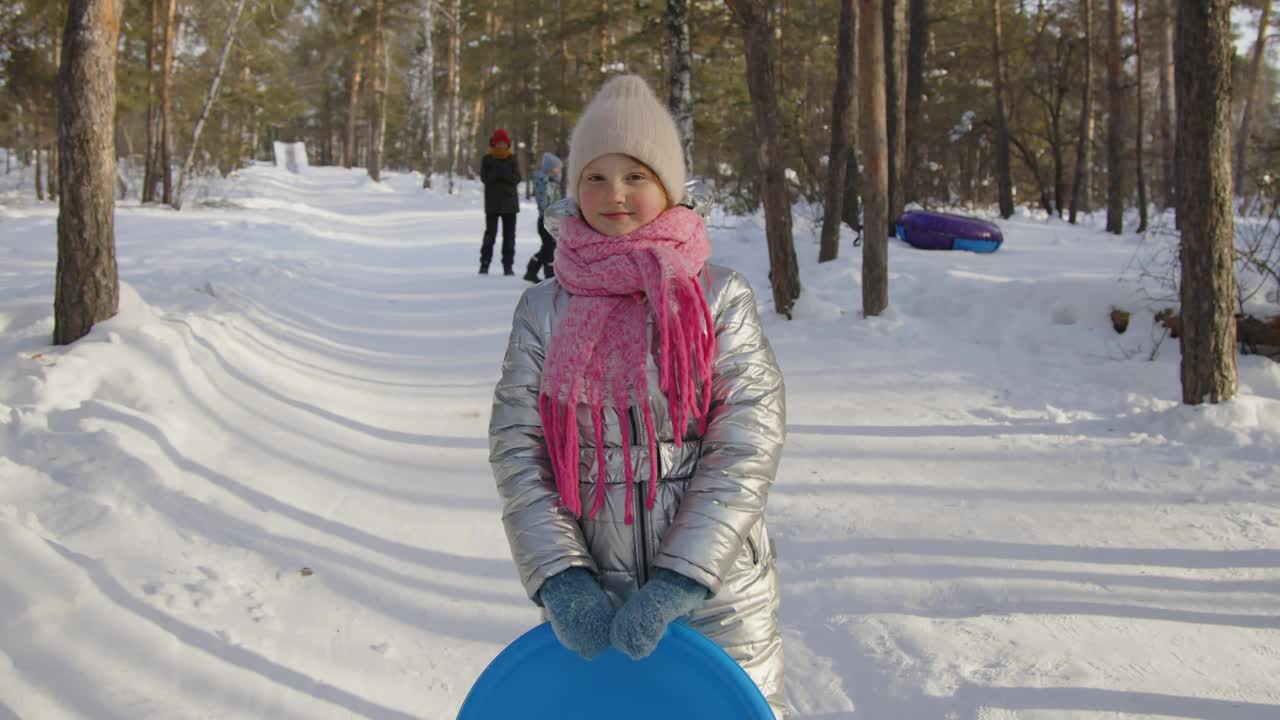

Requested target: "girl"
[
  {"left": 524, "top": 152, "right": 563, "bottom": 282},
  {"left": 489, "top": 75, "right": 787, "bottom": 718}
]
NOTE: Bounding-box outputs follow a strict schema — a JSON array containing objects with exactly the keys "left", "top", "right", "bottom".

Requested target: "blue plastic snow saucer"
[{"left": 457, "top": 622, "right": 775, "bottom": 719}]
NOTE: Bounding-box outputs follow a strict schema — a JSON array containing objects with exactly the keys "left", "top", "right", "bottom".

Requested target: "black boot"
[
  {"left": 503, "top": 265, "right": 515, "bottom": 276},
  {"left": 479, "top": 262, "right": 489, "bottom": 275},
  {"left": 523, "top": 258, "right": 541, "bottom": 283}
]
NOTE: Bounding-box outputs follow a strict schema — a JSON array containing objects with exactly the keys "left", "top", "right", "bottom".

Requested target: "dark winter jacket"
[{"left": 481, "top": 152, "right": 522, "bottom": 215}]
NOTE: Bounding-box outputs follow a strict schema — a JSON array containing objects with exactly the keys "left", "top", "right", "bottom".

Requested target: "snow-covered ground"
[{"left": 2, "top": 163, "right": 1278, "bottom": 719}]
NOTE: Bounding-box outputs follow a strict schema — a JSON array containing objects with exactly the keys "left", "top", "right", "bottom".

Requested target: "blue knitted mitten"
[
  {"left": 538, "top": 568, "right": 616, "bottom": 660},
  {"left": 611, "top": 568, "right": 710, "bottom": 660}
]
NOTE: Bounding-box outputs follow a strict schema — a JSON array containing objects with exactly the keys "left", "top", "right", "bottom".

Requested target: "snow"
[
  {"left": 2, "top": 163, "right": 1278, "bottom": 719},
  {"left": 273, "top": 142, "right": 310, "bottom": 174}
]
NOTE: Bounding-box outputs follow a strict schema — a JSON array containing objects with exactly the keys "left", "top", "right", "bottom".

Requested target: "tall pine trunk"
[
  {"left": 345, "top": 30, "right": 367, "bottom": 170},
  {"left": 1233, "top": 0, "right": 1271, "bottom": 197},
  {"left": 727, "top": 0, "right": 801, "bottom": 318},
  {"left": 1134, "top": 0, "right": 1148, "bottom": 232},
  {"left": 904, "top": 0, "right": 928, "bottom": 206},
  {"left": 1105, "top": 0, "right": 1125, "bottom": 234},
  {"left": 48, "top": 34, "right": 60, "bottom": 201},
  {"left": 884, "top": 0, "right": 907, "bottom": 230},
  {"left": 860, "top": 0, "right": 889, "bottom": 316},
  {"left": 35, "top": 148, "right": 45, "bottom": 202},
  {"left": 820, "top": 0, "right": 857, "bottom": 263},
  {"left": 991, "top": 0, "right": 1014, "bottom": 218},
  {"left": 1175, "top": 0, "right": 1236, "bottom": 404},
  {"left": 1157, "top": 0, "right": 1176, "bottom": 208},
  {"left": 367, "top": 0, "right": 386, "bottom": 182},
  {"left": 528, "top": 6, "right": 544, "bottom": 194},
  {"left": 419, "top": 0, "right": 436, "bottom": 188},
  {"left": 55, "top": 0, "right": 122, "bottom": 345},
  {"left": 558, "top": 0, "right": 570, "bottom": 155},
  {"left": 1070, "top": 0, "right": 1094, "bottom": 223},
  {"left": 143, "top": 0, "right": 159, "bottom": 202},
  {"left": 1050, "top": 54, "right": 1069, "bottom": 216},
  {"left": 668, "top": 0, "right": 694, "bottom": 181},
  {"left": 159, "top": 0, "right": 177, "bottom": 205},
  {"left": 448, "top": 0, "right": 461, "bottom": 193}
]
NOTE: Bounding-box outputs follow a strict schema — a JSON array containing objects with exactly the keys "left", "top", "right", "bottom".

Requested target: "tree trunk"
[
  {"left": 821, "top": 0, "right": 857, "bottom": 263},
  {"left": 884, "top": 0, "right": 907, "bottom": 230},
  {"left": 1134, "top": 0, "right": 1148, "bottom": 232},
  {"left": 1175, "top": 0, "right": 1236, "bottom": 404},
  {"left": 1070, "top": 0, "right": 1094, "bottom": 223},
  {"left": 159, "top": 0, "right": 178, "bottom": 205},
  {"left": 558, "top": 0, "right": 570, "bottom": 155},
  {"left": 1233, "top": 0, "right": 1271, "bottom": 197},
  {"left": 668, "top": 0, "right": 694, "bottom": 181},
  {"left": 1157, "top": 0, "right": 1176, "bottom": 208},
  {"left": 174, "top": 0, "right": 247, "bottom": 209},
  {"left": 479, "top": 3, "right": 496, "bottom": 157},
  {"left": 843, "top": 146, "right": 864, "bottom": 233},
  {"left": 469, "top": 93, "right": 485, "bottom": 173},
  {"left": 48, "top": 33, "right": 61, "bottom": 202},
  {"left": 1050, "top": 49, "right": 1069, "bottom": 216},
  {"left": 1105, "top": 0, "right": 1125, "bottom": 233},
  {"left": 143, "top": 0, "right": 159, "bottom": 202},
  {"left": 726, "top": 0, "right": 801, "bottom": 318},
  {"left": 55, "top": 0, "right": 122, "bottom": 345},
  {"left": 367, "top": 0, "right": 386, "bottom": 182},
  {"left": 448, "top": 0, "right": 461, "bottom": 193},
  {"left": 991, "top": 0, "right": 1014, "bottom": 218},
  {"left": 1012, "top": 134, "right": 1054, "bottom": 214},
  {"left": 49, "top": 144, "right": 58, "bottom": 201},
  {"left": 419, "top": 0, "right": 436, "bottom": 188},
  {"left": 904, "top": 0, "right": 928, "bottom": 206},
  {"left": 528, "top": 6, "right": 544, "bottom": 195},
  {"left": 322, "top": 85, "right": 334, "bottom": 166},
  {"left": 35, "top": 147, "right": 45, "bottom": 202},
  {"left": 344, "top": 29, "right": 367, "bottom": 170},
  {"left": 859, "top": 0, "right": 889, "bottom": 316}
]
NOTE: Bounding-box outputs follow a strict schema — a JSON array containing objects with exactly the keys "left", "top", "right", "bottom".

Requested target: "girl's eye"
[{"left": 627, "top": 173, "right": 648, "bottom": 182}]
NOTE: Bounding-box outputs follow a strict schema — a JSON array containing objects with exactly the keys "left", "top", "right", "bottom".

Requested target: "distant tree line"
[
  {"left": 6, "top": 0, "right": 1269, "bottom": 403},
  {"left": 4, "top": 0, "right": 1275, "bottom": 216}
]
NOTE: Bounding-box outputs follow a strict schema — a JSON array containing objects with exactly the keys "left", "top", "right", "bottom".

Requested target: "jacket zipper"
[{"left": 629, "top": 406, "right": 655, "bottom": 587}]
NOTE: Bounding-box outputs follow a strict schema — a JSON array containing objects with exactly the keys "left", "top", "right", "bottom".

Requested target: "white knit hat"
[{"left": 567, "top": 74, "right": 687, "bottom": 205}]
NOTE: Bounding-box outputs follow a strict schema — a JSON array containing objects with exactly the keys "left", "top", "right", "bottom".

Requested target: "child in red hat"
[{"left": 479, "top": 128, "right": 521, "bottom": 275}]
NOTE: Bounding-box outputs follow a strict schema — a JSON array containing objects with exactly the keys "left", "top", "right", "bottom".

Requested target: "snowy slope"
[{"left": 2, "top": 164, "right": 1277, "bottom": 719}]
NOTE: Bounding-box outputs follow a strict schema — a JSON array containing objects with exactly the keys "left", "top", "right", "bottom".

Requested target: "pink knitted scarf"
[{"left": 539, "top": 206, "right": 716, "bottom": 525}]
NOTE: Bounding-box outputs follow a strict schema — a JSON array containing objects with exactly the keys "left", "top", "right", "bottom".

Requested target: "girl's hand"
[
  {"left": 538, "top": 568, "right": 616, "bottom": 660},
  {"left": 610, "top": 569, "right": 709, "bottom": 659}
]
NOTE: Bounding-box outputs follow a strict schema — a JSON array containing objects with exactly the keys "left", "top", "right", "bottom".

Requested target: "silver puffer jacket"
[{"left": 489, "top": 261, "right": 787, "bottom": 717}]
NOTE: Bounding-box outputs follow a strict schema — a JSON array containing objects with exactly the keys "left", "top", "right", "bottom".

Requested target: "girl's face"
[
  {"left": 577, "top": 154, "right": 669, "bottom": 237},
  {"left": 492, "top": 141, "right": 510, "bottom": 152}
]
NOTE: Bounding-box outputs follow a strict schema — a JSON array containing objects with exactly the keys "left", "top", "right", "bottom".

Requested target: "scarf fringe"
[{"left": 537, "top": 208, "right": 714, "bottom": 525}]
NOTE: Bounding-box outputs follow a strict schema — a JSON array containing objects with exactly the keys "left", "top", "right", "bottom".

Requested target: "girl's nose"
[{"left": 608, "top": 181, "right": 626, "bottom": 202}]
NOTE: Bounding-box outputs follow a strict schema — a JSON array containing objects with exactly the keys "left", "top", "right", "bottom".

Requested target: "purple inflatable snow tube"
[{"left": 895, "top": 211, "right": 1003, "bottom": 253}]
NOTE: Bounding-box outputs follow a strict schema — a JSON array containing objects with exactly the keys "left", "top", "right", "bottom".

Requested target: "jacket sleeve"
[
  {"left": 533, "top": 174, "right": 548, "bottom": 211},
  {"left": 653, "top": 271, "right": 785, "bottom": 594},
  {"left": 490, "top": 289, "right": 597, "bottom": 602},
  {"left": 480, "top": 155, "right": 493, "bottom": 185}
]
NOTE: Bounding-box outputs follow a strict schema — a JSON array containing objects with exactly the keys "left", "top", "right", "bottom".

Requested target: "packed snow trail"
[{"left": 1, "top": 164, "right": 1278, "bottom": 718}]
